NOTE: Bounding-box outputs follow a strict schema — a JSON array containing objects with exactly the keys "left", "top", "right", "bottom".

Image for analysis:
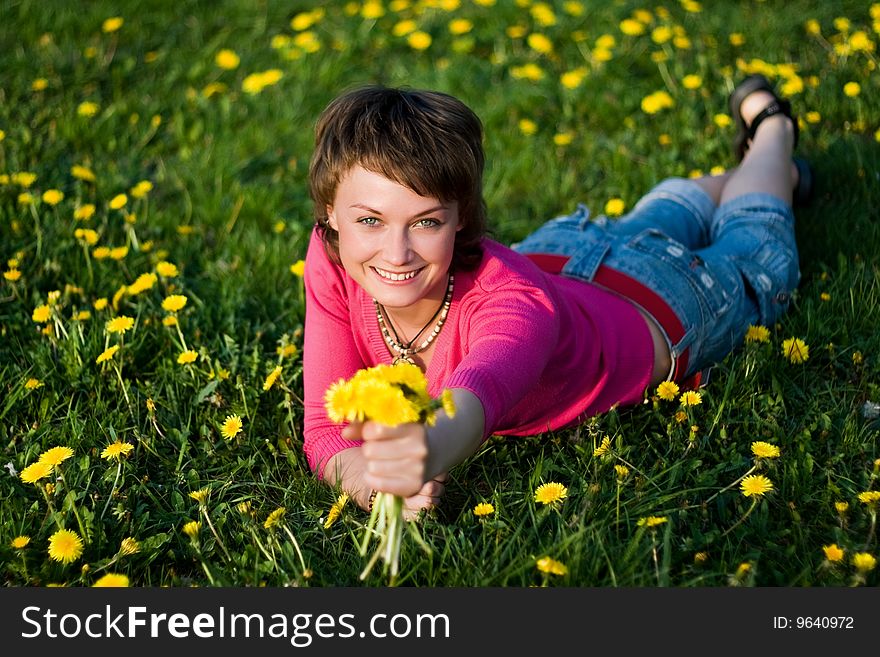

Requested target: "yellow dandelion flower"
[
  {"left": 4, "top": 269, "right": 22, "bottom": 281},
  {"left": 473, "top": 502, "right": 495, "bottom": 517},
  {"left": 853, "top": 552, "right": 876, "bottom": 573},
  {"left": 156, "top": 261, "right": 180, "bottom": 277},
  {"left": 32, "top": 305, "right": 52, "bottom": 323},
  {"left": 843, "top": 82, "right": 861, "bottom": 97},
  {"left": 604, "top": 198, "right": 625, "bottom": 217},
  {"left": 441, "top": 388, "right": 457, "bottom": 419},
  {"left": 130, "top": 180, "right": 153, "bottom": 198},
  {"left": 553, "top": 132, "right": 574, "bottom": 146},
  {"left": 109, "top": 246, "right": 129, "bottom": 260},
  {"left": 102, "top": 17, "right": 123, "bottom": 33},
  {"left": 20, "top": 461, "right": 54, "bottom": 484},
  {"left": 109, "top": 193, "right": 128, "bottom": 210},
  {"left": 407, "top": 31, "right": 432, "bottom": 50},
  {"left": 682, "top": 74, "right": 702, "bottom": 89},
  {"left": 31, "top": 78, "right": 48, "bottom": 91},
  {"left": 93, "top": 298, "right": 108, "bottom": 311},
  {"left": 740, "top": 474, "right": 773, "bottom": 497},
  {"left": 518, "top": 118, "right": 537, "bottom": 136},
  {"left": 449, "top": 18, "right": 472, "bottom": 35},
  {"left": 162, "top": 315, "right": 178, "bottom": 327},
  {"left": 42, "top": 189, "right": 64, "bottom": 205},
  {"left": 536, "top": 556, "right": 568, "bottom": 575},
  {"left": 119, "top": 537, "right": 140, "bottom": 555},
  {"left": 161, "top": 294, "right": 187, "bottom": 313},
  {"left": 277, "top": 344, "right": 298, "bottom": 358},
  {"left": 264, "top": 506, "right": 286, "bottom": 529},
  {"left": 25, "top": 378, "right": 43, "bottom": 390},
  {"left": 71, "top": 165, "right": 96, "bottom": 182},
  {"left": 593, "top": 435, "right": 611, "bottom": 457},
  {"left": 527, "top": 33, "right": 553, "bottom": 54},
  {"left": 38, "top": 446, "right": 74, "bottom": 467},
  {"left": 48, "top": 529, "right": 84, "bottom": 565},
  {"left": 189, "top": 488, "right": 210, "bottom": 505},
  {"left": 858, "top": 490, "right": 880, "bottom": 505},
  {"left": 101, "top": 440, "right": 134, "bottom": 461},
  {"left": 12, "top": 171, "right": 37, "bottom": 187},
  {"left": 289, "top": 259, "right": 306, "bottom": 276},
  {"left": 680, "top": 390, "right": 702, "bottom": 407},
  {"left": 75, "top": 228, "right": 100, "bottom": 245},
  {"left": 73, "top": 204, "right": 96, "bottom": 221},
  {"left": 560, "top": 68, "right": 587, "bottom": 90},
  {"left": 823, "top": 544, "right": 844, "bottom": 562},
  {"left": 220, "top": 414, "right": 243, "bottom": 439},
  {"left": 215, "top": 49, "right": 240, "bottom": 70},
  {"left": 323, "top": 493, "right": 349, "bottom": 529},
  {"left": 105, "top": 315, "right": 135, "bottom": 334},
  {"left": 77, "top": 101, "right": 100, "bottom": 118},
  {"left": 781, "top": 337, "right": 809, "bottom": 364},
  {"left": 713, "top": 113, "right": 732, "bottom": 128},
  {"left": 177, "top": 350, "right": 198, "bottom": 365},
  {"left": 745, "top": 324, "right": 770, "bottom": 343},
  {"left": 729, "top": 32, "right": 745, "bottom": 46},
  {"left": 182, "top": 521, "right": 201, "bottom": 538},
  {"left": 92, "top": 573, "right": 129, "bottom": 587},
  {"left": 511, "top": 62, "right": 545, "bottom": 81},
  {"left": 835, "top": 501, "right": 849, "bottom": 514},
  {"left": 96, "top": 345, "right": 120, "bottom": 365},
  {"left": 11, "top": 535, "right": 31, "bottom": 549},
  {"left": 651, "top": 25, "right": 672, "bottom": 44},
  {"left": 750, "top": 441, "right": 781, "bottom": 459},
  {"left": 619, "top": 19, "right": 646, "bottom": 36},
  {"left": 641, "top": 90, "right": 674, "bottom": 114},
  {"left": 534, "top": 482, "right": 568, "bottom": 505},
  {"left": 263, "top": 365, "right": 283, "bottom": 391},
  {"left": 614, "top": 464, "right": 629, "bottom": 480},
  {"left": 656, "top": 380, "right": 679, "bottom": 401},
  {"left": 637, "top": 515, "right": 668, "bottom": 528}
]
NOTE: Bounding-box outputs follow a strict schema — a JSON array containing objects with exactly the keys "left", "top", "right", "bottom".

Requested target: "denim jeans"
[{"left": 512, "top": 178, "right": 800, "bottom": 378}]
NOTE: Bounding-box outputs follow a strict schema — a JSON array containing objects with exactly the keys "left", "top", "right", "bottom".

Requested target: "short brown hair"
[{"left": 309, "top": 85, "right": 486, "bottom": 271}]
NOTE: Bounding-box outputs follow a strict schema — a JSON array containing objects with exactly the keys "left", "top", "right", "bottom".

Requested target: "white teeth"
[{"left": 375, "top": 268, "right": 419, "bottom": 281}]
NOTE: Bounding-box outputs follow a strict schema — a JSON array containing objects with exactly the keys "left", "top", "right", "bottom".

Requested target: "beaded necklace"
[{"left": 374, "top": 274, "right": 454, "bottom": 365}]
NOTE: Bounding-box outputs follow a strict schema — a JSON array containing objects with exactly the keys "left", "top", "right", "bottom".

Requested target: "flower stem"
[
  {"left": 201, "top": 507, "right": 233, "bottom": 563},
  {"left": 721, "top": 498, "right": 759, "bottom": 538},
  {"left": 100, "top": 461, "right": 122, "bottom": 521}
]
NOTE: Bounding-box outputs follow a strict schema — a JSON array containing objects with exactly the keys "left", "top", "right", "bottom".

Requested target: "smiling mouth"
[{"left": 372, "top": 266, "right": 424, "bottom": 282}]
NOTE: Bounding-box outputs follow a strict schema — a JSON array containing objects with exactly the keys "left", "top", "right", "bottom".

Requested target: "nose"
[{"left": 384, "top": 227, "right": 412, "bottom": 266}]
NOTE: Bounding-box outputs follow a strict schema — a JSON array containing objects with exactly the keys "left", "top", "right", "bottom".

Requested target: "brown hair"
[{"left": 309, "top": 85, "right": 486, "bottom": 271}]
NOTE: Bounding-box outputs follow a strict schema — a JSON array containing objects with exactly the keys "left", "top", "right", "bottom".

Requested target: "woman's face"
[{"left": 327, "top": 165, "right": 461, "bottom": 322}]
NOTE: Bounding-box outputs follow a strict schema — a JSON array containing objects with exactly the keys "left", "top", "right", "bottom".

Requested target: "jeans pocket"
[{"left": 626, "top": 229, "right": 733, "bottom": 324}]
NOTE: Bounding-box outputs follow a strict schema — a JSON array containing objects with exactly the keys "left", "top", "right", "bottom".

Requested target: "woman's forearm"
[{"left": 424, "top": 388, "right": 486, "bottom": 482}]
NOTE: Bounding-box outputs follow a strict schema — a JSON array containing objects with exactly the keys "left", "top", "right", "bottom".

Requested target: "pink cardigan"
[{"left": 302, "top": 228, "right": 653, "bottom": 476}]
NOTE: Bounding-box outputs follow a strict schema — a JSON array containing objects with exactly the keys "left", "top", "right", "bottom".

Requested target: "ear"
[{"left": 326, "top": 205, "right": 338, "bottom": 231}]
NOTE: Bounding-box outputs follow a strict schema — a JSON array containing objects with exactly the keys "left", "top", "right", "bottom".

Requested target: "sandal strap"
[{"left": 747, "top": 99, "right": 799, "bottom": 149}]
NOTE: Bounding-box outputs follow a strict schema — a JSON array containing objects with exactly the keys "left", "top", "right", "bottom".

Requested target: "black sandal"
[
  {"left": 730, "top": 74, "right": 812, "bottom": 207},
  {"left": 728, "top": 74, "right": 799, "bottom": 161}
]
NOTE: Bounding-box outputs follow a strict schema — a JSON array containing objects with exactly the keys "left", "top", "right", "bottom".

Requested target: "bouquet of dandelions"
[{"left": 324, "top": 362, "right": 455, "bottom": 581}]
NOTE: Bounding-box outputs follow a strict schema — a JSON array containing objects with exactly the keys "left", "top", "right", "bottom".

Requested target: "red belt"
[{"left": 525, "top": 253, "right": 702, "bottom": 388}]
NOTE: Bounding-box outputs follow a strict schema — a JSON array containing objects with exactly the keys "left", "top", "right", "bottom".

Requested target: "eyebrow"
[{"left": 349, "top": 203, "right": 449, "bottom": 217}]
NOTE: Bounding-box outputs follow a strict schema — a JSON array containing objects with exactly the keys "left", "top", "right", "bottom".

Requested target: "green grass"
[{"left": 1, "top": 0, "right": 879, "bottom": 587}]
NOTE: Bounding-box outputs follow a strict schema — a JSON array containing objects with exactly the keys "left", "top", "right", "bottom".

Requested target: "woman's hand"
[{"left": 344, "top": 420, "right": 432, "bottom": 499}]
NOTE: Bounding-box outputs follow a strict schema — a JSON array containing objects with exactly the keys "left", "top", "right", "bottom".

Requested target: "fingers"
[{"left": 340, "top": 421, "right": 363, "bottom": 441}]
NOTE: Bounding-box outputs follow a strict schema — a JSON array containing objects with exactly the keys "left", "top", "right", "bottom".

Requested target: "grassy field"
[{"left": 1, "top": 0, "right": 879, "bottom": 587}]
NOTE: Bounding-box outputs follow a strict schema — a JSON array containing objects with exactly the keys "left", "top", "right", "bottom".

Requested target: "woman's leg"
[{"left": 720, "top": 90, "right": 796, "bottom": 205}]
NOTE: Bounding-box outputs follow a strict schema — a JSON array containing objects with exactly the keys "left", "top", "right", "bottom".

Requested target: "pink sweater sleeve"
[
  {"left": 302, "top": 230, "right": 366, "bottom": 477},
  {"left": 442, "top": 277, "right": 560, "bottom": 438}
]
